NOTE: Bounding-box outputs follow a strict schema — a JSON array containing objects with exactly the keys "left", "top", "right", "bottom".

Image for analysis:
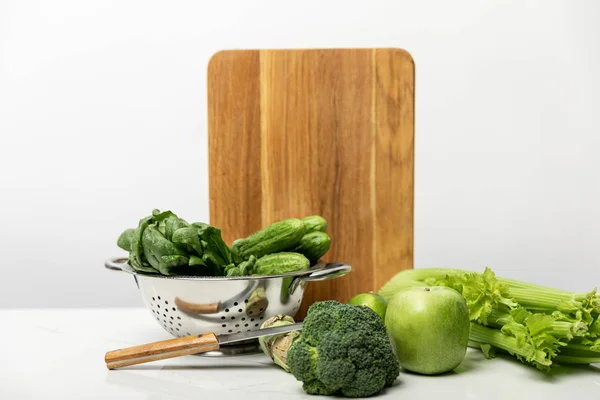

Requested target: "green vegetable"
[
  {"left": 469, "top": 323, "right": 554, "bottom": 368},
  {"left": 291, "top": 231, "right": 331, "bottom": 262},
  {"left": 348, "top": 292, "right": 388, "bottom": 321},
  {"left": 280, "top": 276, "right": 294, "bottom": 303},
  {"left": 287, "top": 301, "right": 399, "bottom": 397},
  {"left": 117, "top": 229, "right": 135, "bottom": 252},
  {"left": 378, "top": 267, "right": 600, "bottom": 370},
  {"left": 154, "top": 210, "right": 188, "bottom": 241},
  {"left": 253, "top": 252, "right": 310, "bottom": 276},
  {"left": 116, "top": 209, "right": 232, "bottom": 276},
  {"left": 117, "top": 212, "right": 332, "bottom": 278},
  {"left": 231, "top": 218, "right": 306, "bottom": 261},
  {"left": 171, "top": 227, "right": 204, "bottom": 256},
  {"left": 142, "top": 225, "right": 189, "bottom": 275},
  {"left": 200, "top": 225, "right": 233, "bottom": 267},
  {"left": 302, "top": 215, "right": 328, "bottom": 233},
  {"left": 118, "top": 224, "right": 157, "bottom": 274},
  {"left": 129, "top": 215, "right": 156, "bottom": 273},
  {"left": 224, "top": 256, "right": 257, "bottom": 277},
  {"left": 224, "top": 264, "right": 239, "bottom": 277},
  {"left": 239, "top": 256, "right": 256, "bottom": 275},
  {"left": 259, "top": 314, "right": 301, "bottom": 372},
  {"left": 200, "top": 253, "right": 222, "bottom": 276},
  {"left": 188, "top": 255, "right": 206, "bottom": 267}
]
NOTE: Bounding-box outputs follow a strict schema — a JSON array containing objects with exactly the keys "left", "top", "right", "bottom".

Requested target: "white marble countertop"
[{"left": 1, "top": 308, "right": 599, "bottom": 399}]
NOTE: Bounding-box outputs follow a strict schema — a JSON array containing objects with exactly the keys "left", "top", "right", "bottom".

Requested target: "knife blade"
[{"left": 218, "top": 322, "right": 303, "bottom": 345}]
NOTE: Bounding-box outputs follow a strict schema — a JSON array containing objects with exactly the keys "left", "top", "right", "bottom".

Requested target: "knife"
[{"left": 105, "top": 323, "right": 303, "bottom": 369}]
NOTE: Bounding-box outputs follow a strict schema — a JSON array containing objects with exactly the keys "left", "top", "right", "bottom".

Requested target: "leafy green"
[
  {"left": 116, "top": 229, "right": 135, "bottom": 252},
  {"left": 470, "top": 323, "right": 554, "bottom": 370},
  {"left": 379, "top": 267, "right": 600, "bottom": 371},
  {"left": 116, "top": 212, "right": 330, "bottom": 278},
  {"left": 129, "top": 216, "right": 156, "bottom": 273},
  {"left": 225, "top": 256, "right": 257, "bottom": 277},
  {"left": 188, "top": 255, "right": 206, "bottom": 267},
  {"left": 153, "top": 210, "right": 188, "bottom": 240},
  {"left": 380, "top": 267, "right": 517, "bottom": 325},
  {"left": 171, "top": 227, "right": 204, "bottom": 256},
  {"left": 200, "top": 254, "right": 220, "bottom": 275},
  {"left": 224, "top": 263, "right": 239, "bottom": 277},
  {"left": 116, "top": 209, "right": 233, "bottom": 276},
  {"left": 200, "top": 226, "right": 233, "bottom": 267},
  {"left": 444, "top": 268, "right": 518, "bottom": 325},
  {"left": 141, "top": 225, "right": 187, "bottom": 275},
  {"left": 127, "top": 252, "right": 158, "bottom": 274}
]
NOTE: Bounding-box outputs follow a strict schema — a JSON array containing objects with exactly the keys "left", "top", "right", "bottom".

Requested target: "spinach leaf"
[
  {"left": 200, "top": 226, "right": 233, "bottom": 266},
  {"left": 142, "top": 225, "right": 187, "bottom": 275},
  {"left": 172, "top": 227, "right": 204, "bottom": 256},
  {"left": 117, "top": 228, "right": 135, "bottom": 252}
]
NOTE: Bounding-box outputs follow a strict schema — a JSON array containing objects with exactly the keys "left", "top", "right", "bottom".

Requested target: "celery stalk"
[
  {"left": 506, "top": 286, "right": 600, "bottom": 316},
  {"left": 554, "top": 355, "right": 600, "bottom": 364},
  {"left": 560, "top": 343, "right": 600, "bottom": 358},
  {"left": 380, "top": 267, "right": 599, "bottom": 331},
  {"left": 380, "top": 267, "right": 517, "bottom": 325},
  {"left": 469, "top": 323, "right": 553, "bottom": 370},
  {"left": 379, "top": 266, "right": 600, "bottom": 370},
  {"left": 488, "top": 309, "right": 588, "bottom": 340}
]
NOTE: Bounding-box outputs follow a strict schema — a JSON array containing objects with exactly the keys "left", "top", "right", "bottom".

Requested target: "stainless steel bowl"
[{"left": 105, "top": 257, "right": 351, "bottom": 355}]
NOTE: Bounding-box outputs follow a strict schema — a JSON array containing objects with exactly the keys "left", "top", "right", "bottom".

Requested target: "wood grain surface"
[{"left": 208, "top": 48, "right": 414, "bottom": 318}]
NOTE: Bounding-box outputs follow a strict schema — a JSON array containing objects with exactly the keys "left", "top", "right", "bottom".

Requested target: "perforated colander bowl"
[{"left": 105, "top": 257, "right": 350, "bottom": 355}]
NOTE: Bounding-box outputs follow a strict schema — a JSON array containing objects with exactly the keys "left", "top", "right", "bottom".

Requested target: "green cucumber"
[
  {"left": 302, "top": 215, "right": 328, "bottom": 233},
  {"left": 231, "top": 218, "right": 306, "bottom": 261},
  {"left": 253, "top": 252, "right": 310, "bottom": 276},
  {"left": 292, "top": 231, "right": 331, "bottom": 262}
]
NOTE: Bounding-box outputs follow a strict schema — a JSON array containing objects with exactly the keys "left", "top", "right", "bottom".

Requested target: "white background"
[{"left": 1, "top": 0, "right": 599, "bottom": 308}]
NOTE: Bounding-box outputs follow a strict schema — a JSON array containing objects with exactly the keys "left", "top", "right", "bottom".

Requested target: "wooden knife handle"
[{"left": 105, "top": 333, "right": 219, "bottom": 369}]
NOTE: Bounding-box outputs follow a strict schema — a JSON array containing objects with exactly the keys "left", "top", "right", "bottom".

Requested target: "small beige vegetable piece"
[{"left": 259, "top": 314, "right": 301, "bottom": 372}]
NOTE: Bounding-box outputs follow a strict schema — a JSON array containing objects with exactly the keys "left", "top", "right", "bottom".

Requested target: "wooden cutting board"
[{"left": 207, "top": 48, "right": 414, "bottom": 318}]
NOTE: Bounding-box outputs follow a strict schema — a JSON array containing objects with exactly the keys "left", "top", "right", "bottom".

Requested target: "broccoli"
[{"left": 287, "top": 301, "right": 400, "bottom": 397}]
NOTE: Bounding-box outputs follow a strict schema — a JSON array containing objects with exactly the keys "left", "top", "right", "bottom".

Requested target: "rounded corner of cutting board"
[
  {"left": 207, "top": 50, "right": 226, "bottom": 72},
  {"left": 207, "top": 49, "right": 257, "bottom": 74},
  {"left": 378, "top": 48, "right": 415, "bottom": 66}
]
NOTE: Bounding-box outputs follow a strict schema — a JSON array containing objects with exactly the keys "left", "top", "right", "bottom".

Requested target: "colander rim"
[{"left": 106, "top": 256, "right": 331, "bottom": 281}]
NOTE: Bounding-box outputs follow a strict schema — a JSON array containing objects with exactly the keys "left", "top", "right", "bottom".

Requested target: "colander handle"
[
  {"left": 105, "top": 333, "right": 220, "bottom": 369},
  {"left": 104, "top": 257, "right": 136, "bottom": 274},
  {"left": 289, "top": 261, "right": 351, "bottom": 294},
  {"left": 174, "top": 297, "right": 220, "bottom": 314}
]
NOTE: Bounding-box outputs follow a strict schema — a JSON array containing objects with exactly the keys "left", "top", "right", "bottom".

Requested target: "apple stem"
[{"left": 424, "top": 287, "right": 430, "bottom": 292}]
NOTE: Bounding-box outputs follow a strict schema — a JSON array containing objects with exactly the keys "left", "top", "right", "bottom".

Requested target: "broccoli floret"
[{"left": 287, "top": 301, "right": 399, "bottom": 397}]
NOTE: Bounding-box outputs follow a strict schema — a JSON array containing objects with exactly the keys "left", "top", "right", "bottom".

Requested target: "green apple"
[
  {"left": 385, "top": 286, "right": 470, "bottom": 375},
  {"left": 348, "top": 292, "right": 388, "bottom": 320}
]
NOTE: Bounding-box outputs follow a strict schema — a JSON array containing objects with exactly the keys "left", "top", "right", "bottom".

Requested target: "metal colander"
[{"left": 105, "top": 257, "right": 350, "bottom": 355}]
